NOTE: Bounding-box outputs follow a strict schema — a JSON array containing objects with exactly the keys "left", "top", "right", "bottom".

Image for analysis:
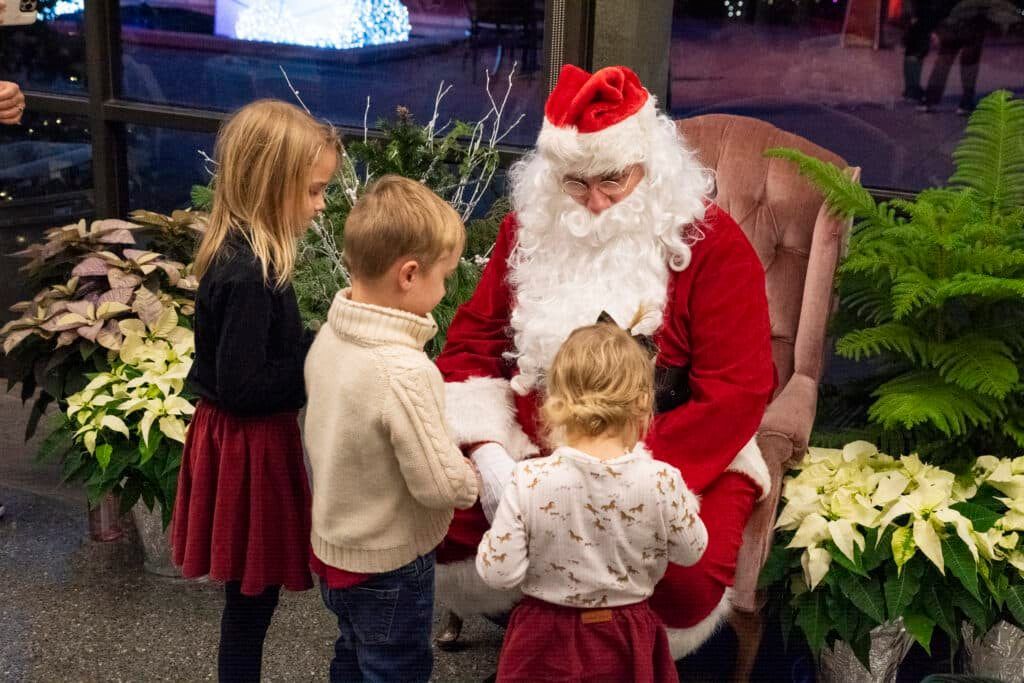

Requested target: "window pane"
[
  {"left": 0, "top": 2, "right": 86, "bottom": 93},
  {"left": 126, "top": 125, "right": 215, "bottom": 213},
  {"left": 118, "top": 0, "right": 545, "bottom": 146},
  {"left": 670, "top": 1, "right": 1024, "bottom": 190},
  {"left": 0, "top": 111, "right": 93, "bottom": 321}
]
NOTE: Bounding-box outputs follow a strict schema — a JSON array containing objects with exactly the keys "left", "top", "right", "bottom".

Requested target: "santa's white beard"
[
  {"left": 505, "top": 111, "right": 713, "bottom": 395},
  {"left": 507, "top": 181, "right": 673, "bottom": 395}
]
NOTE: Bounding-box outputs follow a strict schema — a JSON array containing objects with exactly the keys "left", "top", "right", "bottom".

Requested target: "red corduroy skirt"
[
  {"left": 497, "top": 596, "right": 680, "bottom": 683},
  {"left": 171, "top": 401, "right": 313, "bottom": 596}
]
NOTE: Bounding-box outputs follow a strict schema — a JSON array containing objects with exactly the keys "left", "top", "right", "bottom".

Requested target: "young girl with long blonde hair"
[
  {"left": 476, "top": 321, "right": 709, "bottom": 683},
  {"left": 171, "top": 99, "right": 339, "bottom": 682}
]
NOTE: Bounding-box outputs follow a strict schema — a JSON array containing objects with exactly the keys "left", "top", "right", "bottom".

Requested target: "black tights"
[{"left": 219, "top": 582, "right": 280, "bottom": 682}]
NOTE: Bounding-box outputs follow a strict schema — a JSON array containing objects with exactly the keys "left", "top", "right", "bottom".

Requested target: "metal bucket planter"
[
  {"left": 131, "top": 502, "right": 179, "bottom": 577},
  {"left": 818, "top": 620, "right": 914, "bottom": 683},
  {"left": 961, "top": 620, "right": 1024, "bottom": 682}
]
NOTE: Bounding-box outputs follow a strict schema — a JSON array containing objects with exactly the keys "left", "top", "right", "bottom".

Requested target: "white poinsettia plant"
[
  {"left": 61, "top": 302, "right": 195, "bottom": 528},
  {"left": 761, "top": 441, "right": 1024, "bottom": 668}
]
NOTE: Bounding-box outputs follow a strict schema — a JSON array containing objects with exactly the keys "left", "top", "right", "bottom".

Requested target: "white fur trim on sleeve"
[
  {"left": 444, "top": 377, "right": 540, "bottom": 462},
  {"left": 436, "top": 558, "right": 520, "bottom": 617},
  {"left": 665, "top": 591, "right": 731, "bottom": 659},
  {"left": 725, "top": 436, "right": 771, "bottom": 501}
]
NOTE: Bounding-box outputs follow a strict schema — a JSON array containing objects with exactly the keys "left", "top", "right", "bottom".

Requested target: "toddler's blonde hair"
[
  {"left": 542, "top": 323, "right": 655, "bottom": 447},
  {"left": 195, "top": 99, "right": 341, "bottom": 288},
  {"left": 342, "top": 175, "right": 465, "bottom": 280}
]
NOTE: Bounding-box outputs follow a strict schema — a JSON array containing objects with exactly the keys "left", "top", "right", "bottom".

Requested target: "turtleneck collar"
[{"left": 327, "top": 288, "right": 437, "bottom": 350}]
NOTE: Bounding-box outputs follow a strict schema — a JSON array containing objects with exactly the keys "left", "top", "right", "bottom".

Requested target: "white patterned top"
[{"left": 475, "top": 444, "right": 708, "bottom": 608}]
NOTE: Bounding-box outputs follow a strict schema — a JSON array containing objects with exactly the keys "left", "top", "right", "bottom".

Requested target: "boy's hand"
[{"left": 469, "top": 459, "right": 484, "bottom": 497}]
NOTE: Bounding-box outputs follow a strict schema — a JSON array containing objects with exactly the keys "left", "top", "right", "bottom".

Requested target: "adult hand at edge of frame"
[{"left": 0, "top": 81, "right": 26, "bottom": 125}]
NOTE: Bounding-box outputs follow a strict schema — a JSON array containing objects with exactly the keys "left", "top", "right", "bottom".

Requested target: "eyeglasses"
[{"left": 561, "top": 167, "right": 637, "bottom": 199}]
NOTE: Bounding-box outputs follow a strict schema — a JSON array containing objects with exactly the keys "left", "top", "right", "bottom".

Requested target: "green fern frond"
[
  {"left": 958, "top": 221, "right": 1009, "bottom": 245},
  {"left": 870, "top": 371, "right": 1003, "bottom": 437},
  {"left": 1001, "top": 418, "right": 1024, "bottom": 450},
  {"left": 879, "top": 223, "right": 938, "bottom": 250},
  {"left": 890, "top": 198, "right": 939, "bottom": 233},
  {"left": 839, "top": 275, "right": 894, "bottom": 325},
  {"left": 928, "top": 335, "right": 1019, "bottom": 399},
  {"left": 839, "top": 252, "right": 891, "bottom": 278},
  {"left": 891, "top": 269, "right": 939, "bottom": 319},
  {"left": 950, "top": 90, "right": 1024, "bottom": 213},
  {"left": 935, "top": 273, "right": 1024, "bottom": 302},
  {"left": 953, "top": 244, "right": 1024, "bottom": 275},
  {"left": 836, "top": 323, "right": 929, "bottom": 363},
  {"left": 764, "top": 148, "right": 881, "bottom": 221}
]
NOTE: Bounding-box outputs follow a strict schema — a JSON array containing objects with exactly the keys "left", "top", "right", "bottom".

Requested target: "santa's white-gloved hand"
[{"left": 470, "top": 442, "right": 516, "bottom": 524}]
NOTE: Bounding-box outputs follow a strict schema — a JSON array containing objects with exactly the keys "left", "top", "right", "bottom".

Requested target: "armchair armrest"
[
  {"left": 758, "top": 372, "right": 818, "bottom": 467},
  {"left": 732, "top": 373, "right": 820, "bottom": 612}
]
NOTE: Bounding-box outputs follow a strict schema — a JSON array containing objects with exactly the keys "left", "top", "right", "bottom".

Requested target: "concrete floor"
[{"left": 0, "top": 392, "right": 505, "bottom": 682}]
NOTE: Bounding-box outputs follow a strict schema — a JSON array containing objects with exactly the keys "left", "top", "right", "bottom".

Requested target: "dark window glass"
[
  {"left": 670, "top": 0, "right": 1024, "bottom": 190},
  {"left": 118, "top": 0, "right": 545, "bottom": 146},
  {"left": 126, "top": 125, "right": 215, "bottom": 213},
  {"left": 0, "top": 1, "right": 86, "bottom": 94},
  {"left": 0, "top": 111, "right": 92, "bottom": 321}
]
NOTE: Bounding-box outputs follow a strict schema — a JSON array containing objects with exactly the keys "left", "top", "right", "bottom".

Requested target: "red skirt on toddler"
[
  {"left": 171, "top": 400, "right": 313, "bottom": 596},
  {"left": 497, "top": 596, "right": 679, "bottom": 683}
]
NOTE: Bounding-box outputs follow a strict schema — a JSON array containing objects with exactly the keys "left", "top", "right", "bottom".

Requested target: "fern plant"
[{"left": 768, "top": 90, "right": 1024, "bottom": 467}]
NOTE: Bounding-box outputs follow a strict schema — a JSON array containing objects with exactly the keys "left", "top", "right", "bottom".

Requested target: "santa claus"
[{"left": 435, "top": 64, "right": 776, "bottom": 658}]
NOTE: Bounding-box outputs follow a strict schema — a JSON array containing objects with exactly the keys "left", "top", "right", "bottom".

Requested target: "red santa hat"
[{"left": 536, "top": 64, "right": 660, "bottom": 174}]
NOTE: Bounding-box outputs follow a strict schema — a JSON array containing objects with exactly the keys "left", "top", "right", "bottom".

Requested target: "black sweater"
[{"left": 188, "top": 236, "right": 313, "bottom": 416}]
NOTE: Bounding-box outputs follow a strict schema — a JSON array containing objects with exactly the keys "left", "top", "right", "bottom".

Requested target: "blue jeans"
[{"left": 319, "top": 552, "right": 435, "bottom": 683}]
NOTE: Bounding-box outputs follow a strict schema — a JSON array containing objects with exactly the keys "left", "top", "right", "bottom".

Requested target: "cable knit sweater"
[
  {"left": 476, "top": 444, "right": 708, "bottom": 608},
  {"left": 304, "top": 289, "right": 479, "bottom": 573}
]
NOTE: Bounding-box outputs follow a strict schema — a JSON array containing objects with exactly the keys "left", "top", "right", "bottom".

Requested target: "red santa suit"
[{"left": 436, "top": 64, "right": 776, "bottom": 657}]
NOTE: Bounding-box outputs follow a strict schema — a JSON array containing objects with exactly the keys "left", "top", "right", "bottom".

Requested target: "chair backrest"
[{"left": 677, "top": 114, "right": 855, "bottom": 393}]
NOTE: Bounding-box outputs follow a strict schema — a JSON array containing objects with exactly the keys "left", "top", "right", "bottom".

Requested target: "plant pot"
[
  {"left": 818, "top": 620, "right": 914, "bottom": 683},
  {"left": 131, "top": 501, "right": 179, "bottom": 577},
  {"left": 961, "top": 620, "right": 1024, "bottom": 682},
  {"left": 87, "top": 492, "right": 124, "bottom": 542}
]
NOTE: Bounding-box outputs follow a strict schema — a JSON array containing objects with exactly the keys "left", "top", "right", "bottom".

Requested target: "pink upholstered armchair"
[{"left": 677, "top": 114, "right": 860, "bottom": 679}]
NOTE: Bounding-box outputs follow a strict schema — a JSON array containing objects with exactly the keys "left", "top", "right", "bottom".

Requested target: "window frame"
[{"left": 19, "top": 0, "right": 914, "bottom": 223}]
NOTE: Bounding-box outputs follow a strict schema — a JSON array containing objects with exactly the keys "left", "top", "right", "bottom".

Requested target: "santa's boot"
[{"left": 434, "top": 610, "right": 463, "bottom": 650}]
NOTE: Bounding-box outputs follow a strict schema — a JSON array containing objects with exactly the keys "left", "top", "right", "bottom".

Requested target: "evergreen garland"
[{"left": 768, "top": 90, "right": 1024, "bottom": 467}]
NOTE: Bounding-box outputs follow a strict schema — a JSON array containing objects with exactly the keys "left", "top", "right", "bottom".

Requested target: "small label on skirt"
[{"left": 581, "top": 609, "right": 613, "bottom": 624}]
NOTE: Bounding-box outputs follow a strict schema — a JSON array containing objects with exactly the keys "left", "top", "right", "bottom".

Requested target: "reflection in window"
[
  {"left": 0, "top": 0, "right": 86, "bottom": 93},
  {"left": 118, "top": 0, "right": 546, "bottom": 147},
  {"left": 126, "top": 125, "right": 215, "bottom": 214},
  {"left": 0, "top": 112, "right": 92, "bottom": 322},
  {"left": 670, "top": 0, "right": 1024, "bottom": 190},
  {"left": 0, "top": 111, "right": 91, "bottom": 204}
]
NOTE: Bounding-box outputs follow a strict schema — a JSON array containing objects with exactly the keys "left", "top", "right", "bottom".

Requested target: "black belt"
[{"left": 654, "top": 365, "right": 691, "bottom": 415}]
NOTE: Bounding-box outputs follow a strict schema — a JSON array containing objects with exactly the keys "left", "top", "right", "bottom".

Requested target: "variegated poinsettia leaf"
[{"left": 71, "top": 256, "right": 111, "bottom": 278}]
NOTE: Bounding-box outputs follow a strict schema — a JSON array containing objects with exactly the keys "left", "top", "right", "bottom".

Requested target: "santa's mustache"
[{"left": 553, "top": 183, "right": 653, "bottom": 245}]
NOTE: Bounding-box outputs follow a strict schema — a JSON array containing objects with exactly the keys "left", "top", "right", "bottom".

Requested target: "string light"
[
  {"left": 723, "top": 0, "right": 744, "bottom": 19},
  {"left": 232, "top": 0, "right": 411, "bottom": 50}
]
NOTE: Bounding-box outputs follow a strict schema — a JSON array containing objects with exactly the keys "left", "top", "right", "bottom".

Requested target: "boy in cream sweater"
[{"left": 304, "top": 175, "right": 480, "bottom": 683}]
